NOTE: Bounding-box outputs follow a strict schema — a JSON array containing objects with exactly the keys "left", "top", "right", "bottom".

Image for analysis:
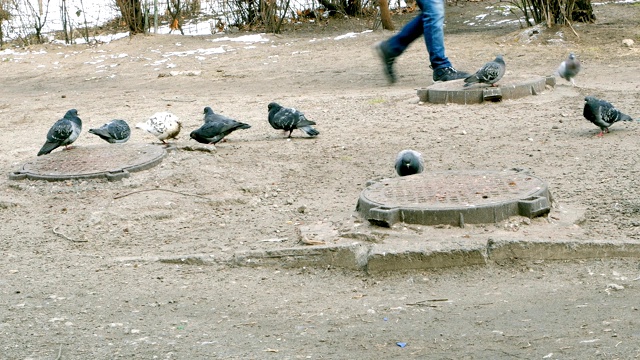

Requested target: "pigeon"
[
  {"left": 583, "top": 96, "right": 636, "bottom": 137},
  {"left": 267, "top": 102, "right": 319, "bottom": 138},
  {"left": 190, "top": 107, "right": 251, "bottom": 144},
  {"left": 37, "top": 109, "right": 83, "bottom": 156},
  {"left": 88, "top": 119, "right": 131, "bottom": 143},
  {"left": 464, "top": 55, "right": 505, "bottom": 87},
  {"left": 136, "top": 112, "right": 182, "bottom": 144},
  {"left": 556, "top": 53, "right": 581, "bottom": 86},
  {"left": 395, "top": 150, "right": 424, "bottom": 177}
]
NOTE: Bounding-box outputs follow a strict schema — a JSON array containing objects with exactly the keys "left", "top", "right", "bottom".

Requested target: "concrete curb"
[{"left": 115, "top": 239, "right": 640, "bottom": 272}]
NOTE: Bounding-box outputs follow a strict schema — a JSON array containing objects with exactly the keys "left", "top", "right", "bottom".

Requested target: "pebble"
[{"left": 622, "top": 39, "right": 634, "bottom": 47}]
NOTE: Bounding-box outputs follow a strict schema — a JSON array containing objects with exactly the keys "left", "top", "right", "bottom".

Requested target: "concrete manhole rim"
[
  {"left": 417, "top": 75, "right": 556, "bottom": 104},
  {"left": 8, "top": 143, "right": 167, "bottom": 182},
  {"left": 357, "top": 170, "right": 552, "bottom": 227}
]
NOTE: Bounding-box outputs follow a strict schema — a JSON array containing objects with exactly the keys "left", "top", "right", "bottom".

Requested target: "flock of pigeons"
[
  {"left": 36, "top": 102, "right": 320, "bottom": 156},
  {"left": 36, "top": 53, "right": 637, "bottom": 181},
  {"left": 394, "top": 52, "right": 638, "bottom": 177}
]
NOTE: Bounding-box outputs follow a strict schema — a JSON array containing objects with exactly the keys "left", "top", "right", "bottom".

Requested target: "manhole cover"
[
  {"left": 417, "top": 75, "right": 556, "bottom": 104},
  {"left": 356, "top": 170, "right": 552, "bottom": 227},
  {"left": 9, "top": 143, "right": 166, "bottom": 181}
]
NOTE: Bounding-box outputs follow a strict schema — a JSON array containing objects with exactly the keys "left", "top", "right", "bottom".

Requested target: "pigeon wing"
[
  {"left": 91, "top": 120, "right": 130, "bottom": 143},
  {"left": 37, "top": 119, "right": 73, "bottom": 156},
  {"left": 479, "top": 62, "right": 501, "bottom": 83},
  {"left": 47, "top": 119, "right": 74, "bottom": 143}
]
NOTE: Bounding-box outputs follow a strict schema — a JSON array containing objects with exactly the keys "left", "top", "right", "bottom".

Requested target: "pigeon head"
[
  {"left": 395, "top": 150, "right": 424, "bottom": 177},
  {"left": 568, "top": 53, "right": 576, "bottom": 60},
  {"left": 584, "top": 96, "right": 597, "bottom": 104},
  {"left": 203, "top": 107, "right": 214, "bottom": 115},
  {"left": 494, "top": 55, "right": 505, "bottom": 65},
  {"left": 64, "top": 109, "right": 78, "bottom": 118},
  {"left": 268, "top": 102, "right": 281, "bottom": 112},
  {"left": 189, "top": 130, "right": 198, "bottom": 141}
]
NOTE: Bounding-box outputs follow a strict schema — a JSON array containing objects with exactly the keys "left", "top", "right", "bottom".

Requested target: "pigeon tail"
[
  {"left": 88, "top": 128, "right": 111, "bottom": 140},
  {"left": 37, "top": 142, "right": 60, "bottom": 156},
  {"left": 299, "top": 126, "right": 319, "bottom": 137},
  {"left": 463, "top": 75, "right": 479, "bottom": 87}
]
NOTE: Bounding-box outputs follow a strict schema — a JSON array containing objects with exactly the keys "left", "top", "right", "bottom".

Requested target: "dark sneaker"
[
  {"left": 433, "top": 67, "right": 470, "bottom": 82},
  {"left": 374, "top": 41, "right": 397, "bottom": 84}
]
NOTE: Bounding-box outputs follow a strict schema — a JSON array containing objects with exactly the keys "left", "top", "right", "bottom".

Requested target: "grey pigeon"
[
  {"left": 557, "top": 53, "right": 581, "bottom": 86},
  {"left": 395, "top": 150, "right": 424, "bottom": 177},
  {"left": 267, "top": 102, "right": 319, "bottom": 138},
  {"left": 136, "top": 111, "right": 182, "bottom": 144},
  {"left": 464, "top": 55, "right": 505, "bottom": 87},
  {"left": 37, "top": 109, "right": 82, "bottom": 156},
  {"left": 583, "top": 96, "right": 636, "bottom": 136},
  {"left": 190, "top": 107, "right": 251, "bottom": 144},
  {"left": 203, "top": 106, "right": 234, "bottom": 124},
  {"left": 88, "top": 119, "right": 131, "bottom": 143}
]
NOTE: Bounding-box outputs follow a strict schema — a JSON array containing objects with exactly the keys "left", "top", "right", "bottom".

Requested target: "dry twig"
[
  {"left": 52, "top": 227, "right": 87, "bottom": 243},
  {"left": 113, "top": 188, "right": 212, "bottom": 201},
  {"left": 54, "top": 344, "right": 62, "bottom": 360}
]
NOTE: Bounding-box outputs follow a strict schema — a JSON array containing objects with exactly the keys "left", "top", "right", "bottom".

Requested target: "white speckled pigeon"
[
  {"left": 37, "top": 109, "right": 82, "bottom": 156},
  {"left": 136, "top": 112, "right": 182, "bottom": 144},
  {"left": 88, "top": 119, "right": 131, "bottom": 143},
  {"left": 395, "top": 150, "right": 424, "bottom": 177},
  {"left": 190, "top": 107, "right": 251, "bottom": 144},
  {"left": 267, "top": 102, "right": 319, "bottom": 138},
  {"left": 464, "top": 55, "right": 505, "bottom": 87},
  {"left": 583, "top": 96, "right": 636, "bottom": 137},
  {"left": 557, "top": 53, "right": 581, "bottom": 86}
]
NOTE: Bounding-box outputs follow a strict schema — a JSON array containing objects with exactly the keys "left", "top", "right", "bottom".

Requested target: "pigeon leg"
[
  {"left": 287, "top": 130, "right": 294, "bottom": 138},
  {"left": 596, "top": 128, "right": 609, "bottom": 137},
  {"left": 570, "top": 78, "right": 576, "bottom": 87}
]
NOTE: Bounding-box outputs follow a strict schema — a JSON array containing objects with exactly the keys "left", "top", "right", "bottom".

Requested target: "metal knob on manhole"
[
  {"left": 356, "top": 170, "right": 552, "bottom": 227},
  {"left": 8, "top": 143, "right": 166, "bottom": 182}
]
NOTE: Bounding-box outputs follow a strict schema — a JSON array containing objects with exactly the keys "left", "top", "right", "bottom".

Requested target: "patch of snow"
[{"left": 209, "top": 34, "right": 269, "bottom": 44}]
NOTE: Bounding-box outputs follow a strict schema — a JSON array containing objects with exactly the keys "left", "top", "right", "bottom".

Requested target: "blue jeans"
[{"left": 385, "top": 0, "right": 451, "bottom": 70}]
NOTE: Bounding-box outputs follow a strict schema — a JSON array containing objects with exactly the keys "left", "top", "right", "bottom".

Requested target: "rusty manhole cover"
[
  {"left": 9, "top": 143, "right": 166, "bottom": 181},
  {"left": 356, "top": 170, "right": 552, "bottom": 227},
  {"left": 417, "top": 75, "right": 556, "bottom": 104}
]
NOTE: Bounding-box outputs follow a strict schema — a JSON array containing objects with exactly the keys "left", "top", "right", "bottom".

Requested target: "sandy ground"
[{"left": 1, "top": 0, "right": 640, "bottom": 358}]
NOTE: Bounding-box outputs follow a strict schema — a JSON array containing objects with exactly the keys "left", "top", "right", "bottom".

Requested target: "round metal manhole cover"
[
  {"left": 9, "top": 143, "right": 166, "bottom": 181},
  {"left": 356, "top": 170, "right": 552, "bottom": 227}
]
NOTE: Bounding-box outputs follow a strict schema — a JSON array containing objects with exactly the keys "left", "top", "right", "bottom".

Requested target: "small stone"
[
  {"left": 622, "top": 39, "right": 634, "bottom": 48},
  {"left": 297, "top": 205, "right": 306, "bottom": 214},
  {"left": 607, "top": 283, "right": 624, "bottom": 291}
]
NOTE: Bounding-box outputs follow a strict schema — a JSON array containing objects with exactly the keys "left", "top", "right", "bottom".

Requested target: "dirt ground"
[{"left": 1, "top": 0, "right": 640, "bottom": 358}]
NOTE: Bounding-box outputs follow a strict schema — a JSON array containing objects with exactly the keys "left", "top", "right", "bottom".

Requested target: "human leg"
[
  {"left": 375, "top": 0, "right": 468, "bottom": 83},
  {"left": 375, "top": 15, "right": 423, "bottom": 84},
  {"left": 418, "top": 0, "right": 449, "bottom": 69},
  {"left": 417, "top": 0, "right": 469, "bottom": 81}
]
